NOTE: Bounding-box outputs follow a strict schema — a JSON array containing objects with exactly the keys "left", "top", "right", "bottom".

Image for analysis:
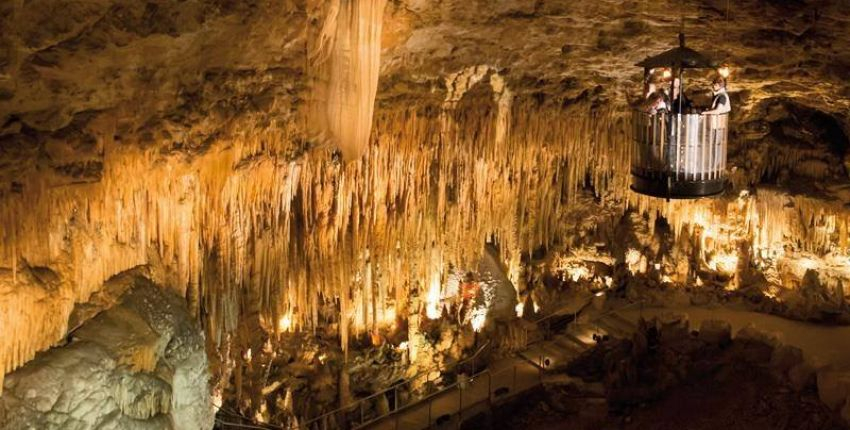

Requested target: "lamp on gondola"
[{"left": 717, "top": 64, "right": 731, "bottom": 79}]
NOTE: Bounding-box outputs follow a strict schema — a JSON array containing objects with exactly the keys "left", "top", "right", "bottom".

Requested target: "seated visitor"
[
  {"left": 645, "top": 91, "right": 668, "bottom": 114},
  {"left": 643, "top": 81, "right": 669, "bottom": 114},
  {"left": 702, "top": 77, "right": 731, "bottom": 115}
]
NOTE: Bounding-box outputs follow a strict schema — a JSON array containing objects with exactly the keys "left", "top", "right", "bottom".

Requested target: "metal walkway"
[{"left": 353, "top": 303, "right": 640, "bottom": 430}]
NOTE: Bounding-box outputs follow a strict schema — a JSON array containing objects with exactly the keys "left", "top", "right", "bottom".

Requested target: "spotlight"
[{"left": 718, "top": 65, "right": 731, "bottom": 79}]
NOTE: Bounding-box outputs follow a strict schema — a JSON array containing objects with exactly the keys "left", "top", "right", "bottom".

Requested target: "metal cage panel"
[{"left": 631, "top": 111, "right": 728, "bottom": 198}]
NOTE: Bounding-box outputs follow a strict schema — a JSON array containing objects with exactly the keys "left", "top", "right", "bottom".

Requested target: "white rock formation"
[{"left": 0, "top": 280, "right": 212, "bottom": 430}]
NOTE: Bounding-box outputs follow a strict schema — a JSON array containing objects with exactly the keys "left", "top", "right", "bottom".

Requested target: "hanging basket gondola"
[{"left": 631, "top": 34, "right": 729, "bottom": 199}]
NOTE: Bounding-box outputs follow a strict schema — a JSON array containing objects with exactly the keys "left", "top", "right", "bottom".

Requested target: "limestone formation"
[
  {"left": 0, "top": 0, "right": 848, "bottom": 428},
  {"left": 0, "top": 280, "right": 212, "bottom": 430}
]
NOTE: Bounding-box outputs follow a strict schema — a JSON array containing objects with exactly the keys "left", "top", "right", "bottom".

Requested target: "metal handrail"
[
  {"left": 364, "top": 299, "right": 647, "bottom": 429},
  {"left": 302, "top": 299, "right": 645, "bottom": 429},
  {"left": 528, "top": 298, "right": 646, "bottom": 347},
  {"left": 360, "top": 354, "right": 540, "bottom": 430},
  {"left": 300, "top": 339, "right": 492, "bottom": 429}
]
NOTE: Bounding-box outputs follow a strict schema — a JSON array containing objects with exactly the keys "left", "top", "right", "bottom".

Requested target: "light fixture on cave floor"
[{"left": 631, "top": 33, "right": 731, "bottom": 199}]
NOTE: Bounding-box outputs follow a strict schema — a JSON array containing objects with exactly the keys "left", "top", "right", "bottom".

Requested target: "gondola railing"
[{"left": 631, "top": 110, "right": 728, "bottom": 198}]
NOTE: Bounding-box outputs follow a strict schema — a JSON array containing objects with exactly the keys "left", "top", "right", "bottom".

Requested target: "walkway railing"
[
  {"left": 299, "top": 340, "right": 493, "bottom": 430},
  {"left": 526, "top": 298, "right": 646, "bottom": 370},
  {"left": 360, "top": 358, "right": 541, "bottom": 430},
  {"left": 222, "top": 299, "right": 645, "bottom": 430},
  {"left": 357, "top": 299, "right": 646, "bottom": 429}
]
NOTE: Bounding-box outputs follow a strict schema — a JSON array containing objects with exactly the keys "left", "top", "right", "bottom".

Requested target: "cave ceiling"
[{"left": 0, "top": 1, "right": 848, "bottom": 167}]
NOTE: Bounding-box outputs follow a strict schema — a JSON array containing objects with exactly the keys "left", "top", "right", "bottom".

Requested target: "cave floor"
[
  {"left": 507, "top": 351, "right": 846, "bottom": 430},
  {"left": 370, "top": 303, "right": 850, "bottom": 430},
  {"left": 620, "top": 305, "right": 850, "bottom": 369},
  {"left": 616, "top": 361, "right": 847, "bottom": 430}
]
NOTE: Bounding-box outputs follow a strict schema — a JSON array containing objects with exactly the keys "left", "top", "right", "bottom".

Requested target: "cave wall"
[{"left": 1, "top": 0, "right": 849, "bottom": 398}]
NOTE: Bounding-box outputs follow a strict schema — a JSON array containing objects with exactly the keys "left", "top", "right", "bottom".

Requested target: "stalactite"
[
  {"left": 308, "top": 0, "right": 387, "bottom": 161},
  {"left": 2, "top": 91, "right": 849, "bottom": 387}
]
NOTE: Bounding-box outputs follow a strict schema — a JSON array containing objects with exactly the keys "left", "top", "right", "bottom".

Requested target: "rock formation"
[
  {"left": 0, "top": 278, "right": 212, "bottom": 429},
  {"left": 0, "top": 0, "right": 848, "bottom": 428}
]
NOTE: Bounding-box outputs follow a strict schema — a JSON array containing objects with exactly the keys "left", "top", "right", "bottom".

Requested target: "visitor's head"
[
  {"left": 649, "top": 92, "right": 663, "bottom": 104},
  {"left": 712, "top": 77, "right": 726, "bottom": 92}
]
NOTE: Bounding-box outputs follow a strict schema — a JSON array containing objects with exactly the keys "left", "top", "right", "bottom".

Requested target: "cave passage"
[{"left": 1, "top": 1, "right": 850, "bottom": 429}]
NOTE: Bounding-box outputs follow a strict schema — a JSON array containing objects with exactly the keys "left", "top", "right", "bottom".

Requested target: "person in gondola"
[
  {"left": 645, "top": 90, "right": 669, "bottom": 115},
  {"left": 702, "top": 77, "right": 731, "bottom": 115},
  {"left": 666, "top": 76, "right": 690, "bottom": 174},
  {"left": 643, "top": 80, "right": 669, "bottom": 114},
  {"left": 700, "top": 77, "right": 730, "bottom": 175},
  {"left": 669, "top": 77, "right": 692, "bottom": 114}
]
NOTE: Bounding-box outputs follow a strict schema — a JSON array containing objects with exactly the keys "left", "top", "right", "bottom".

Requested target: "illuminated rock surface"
[
  {"left": 0, "top": 0, "right": 848, "bottom": 428},
  {"left": 0, "top": 280, "right": 212, "bottom": 429}
]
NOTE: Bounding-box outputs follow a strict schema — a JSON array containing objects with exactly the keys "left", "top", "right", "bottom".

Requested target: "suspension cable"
[{"left": 722, "top": 0, "right": 728, "bottom": 47}]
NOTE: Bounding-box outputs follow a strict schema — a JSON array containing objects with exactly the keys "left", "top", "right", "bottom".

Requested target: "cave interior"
[{"left": 1, "top": 0, "right": 850, "bottom": 429}]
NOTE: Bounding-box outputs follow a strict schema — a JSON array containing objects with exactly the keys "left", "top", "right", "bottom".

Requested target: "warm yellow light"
[
  {"left": 662, "top": 69, "right": 672, "bottom": 79},
  {"left": 370, "top": 330, "right": 383, "bottom": 346},
  {"left": 798, "top": 258, "right": 818, "bottom": 271},
  {"left": 709, "top": 253, "right": 739, "bottom": 274},
  {"left": 426, "top": 276, "right": 442, "bottom": 319},
  {"left": 718, "top": 65, "right": 731, "bottom": 79},
  {"left": 212, "top": 389, "right": 223, "bottom": 409},
  {"left": 471, "top": 309, "right": 487, "bottom": 332},
  {"left": 566, "top": 265, "right": 590, "bottom": 282},
  {"left": 515, "top": 302, "right": 524, "bottom": 317},
  {"left": 278, "top": 314, "right": 293, "bottom": 332},
  {"left": 625, "top": 248, "right": 646, "bottom": 274},
  {"left": 381, "top": 306, "right": 397, "bottom": 327}
]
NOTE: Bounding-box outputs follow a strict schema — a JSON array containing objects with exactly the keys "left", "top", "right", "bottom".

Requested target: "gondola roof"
[{"left": 636, "top": 34, "right": 717, "bottom": 69}]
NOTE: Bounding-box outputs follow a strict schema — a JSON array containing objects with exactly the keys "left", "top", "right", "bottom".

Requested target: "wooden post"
[
  {"left": 458, "top": 383, "right": 463, "bottom": 430},
  {"left": 488, "top": 371, "right": 493, "bottom": 402}
]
